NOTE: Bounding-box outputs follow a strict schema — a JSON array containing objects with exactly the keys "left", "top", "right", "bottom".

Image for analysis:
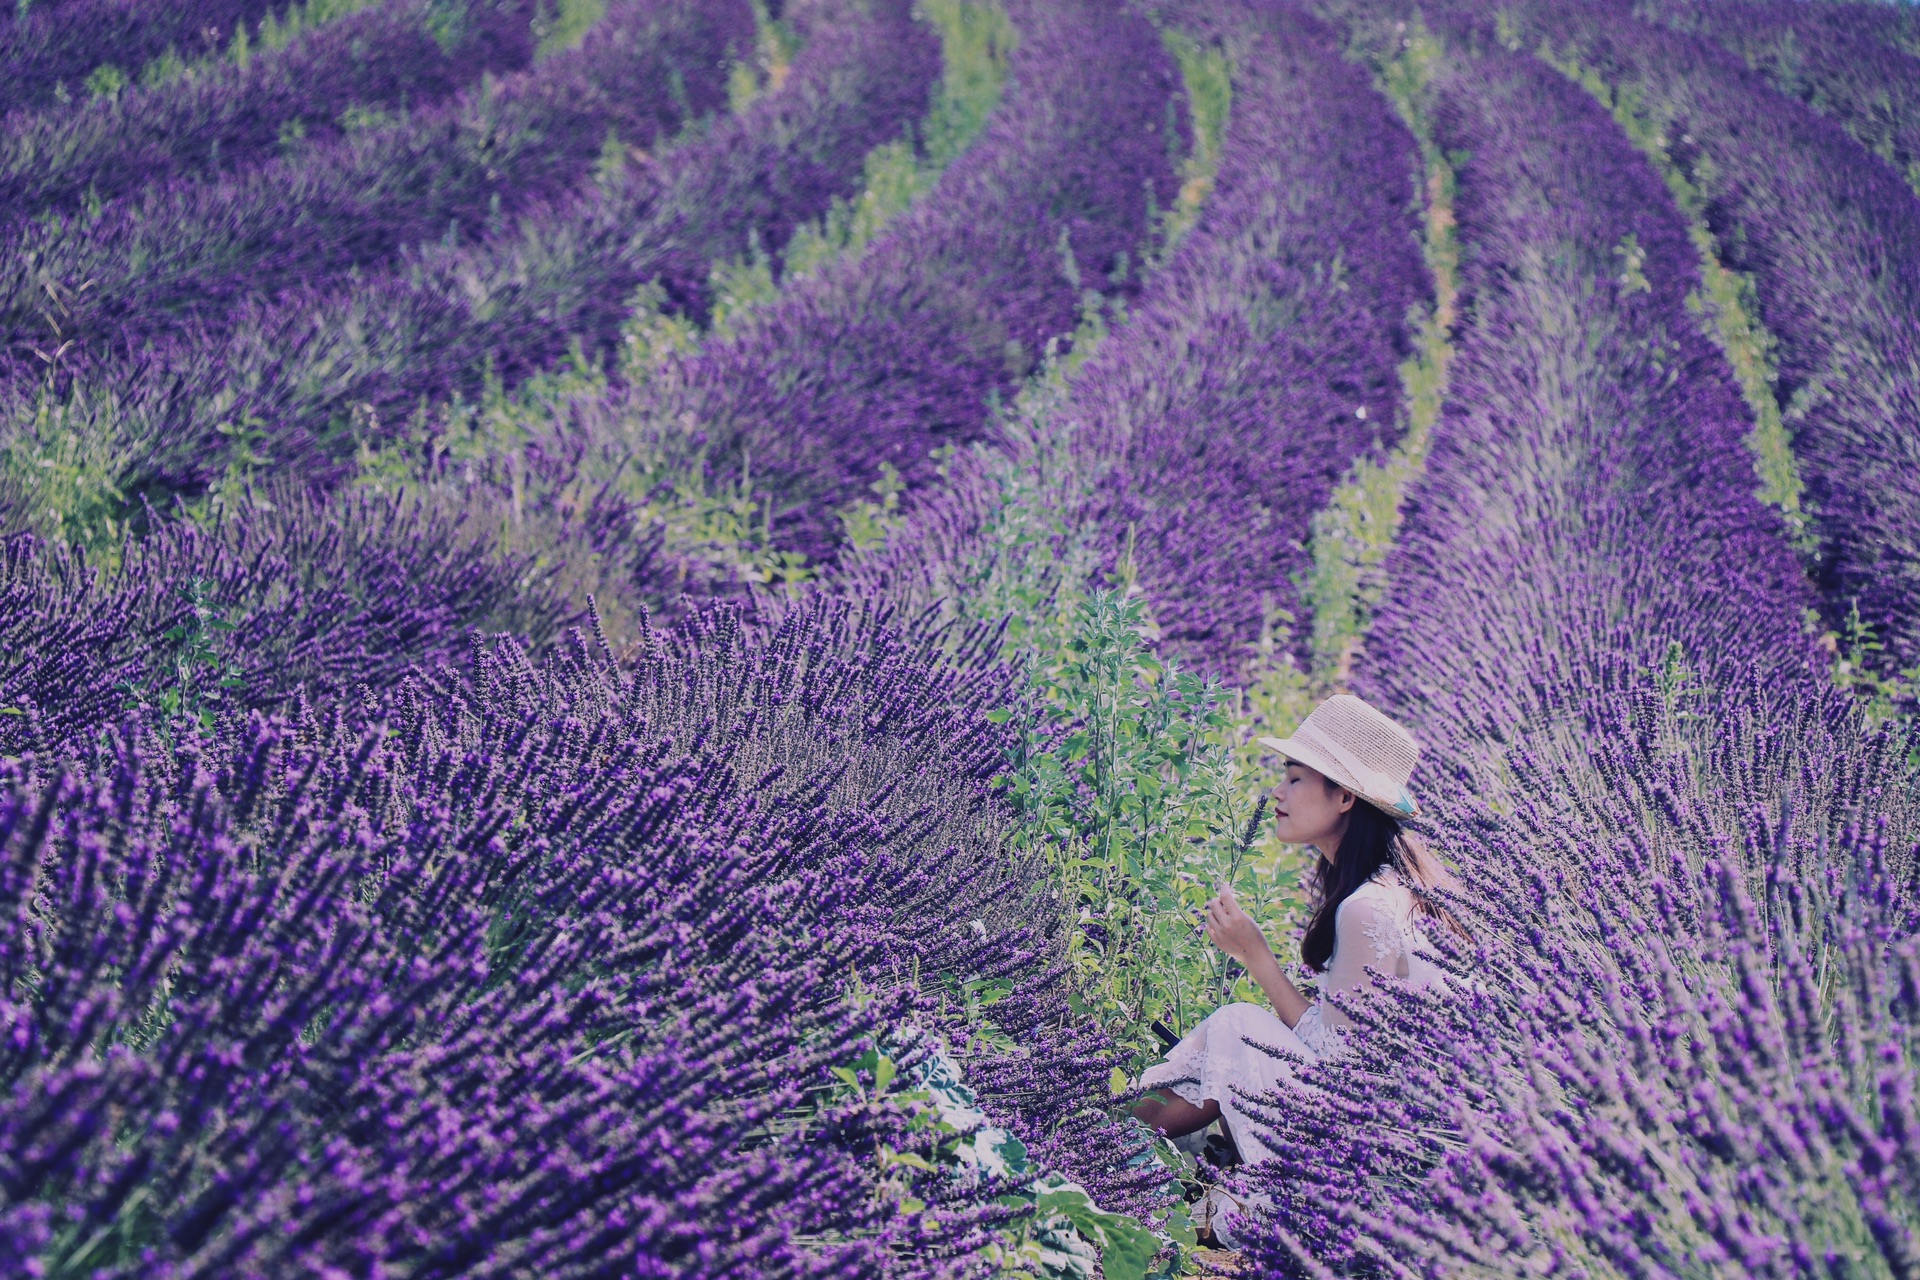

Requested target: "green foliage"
[
  {"left": 707, "top": 230, "right": 780, "bottom": 338},
  {"left": 1022, "top": 1182, "right": 1163, "bottom": 1280},
  {"left": 1612, "top": 231, "right": 1652, "bottom": 294},
  {"left": 339, "top": 102, "right": 397, "bottom": 133},
  {"left": 115, "top": 577, "right": 245, "bottom": 742},
  {"left": 780, "top": 138, "right": 924, "bottom": 279},
  {"left": 1826, "top": 601, "right": 1920, "bottom": 727},
  {"left": 264, "top": 0, "right": 387, "bottom": 52},
  {"left": 83, "top": 62, "right": 126, "bottom": 100},
  {"left": 998, "top": 592, "right": 1301, "bottom": 1071},
  {"left": 137, "top": 47, "right": 188, "bottom": 89},
  {"left": 918, "top": 0, "right": 1018, "bottom": 170},
  {"left": 229, "top": 17, "right": 253, "bottom": 69},
  {"left": 838, "top": 460, "right": 907, "bottom": 553},
  {"left": 725, "top": 0, "right": 798, "bottom": 113},
  {"left": 532, "top": 0, "right": 606, "bottom": 58},
  {"left": 1304, "top": 15, "right": 1460, "bottom": 692},
  {"left": 1153, "top": 29, "right": 1230, "bottom": 262},
  {"left": 0, "top": 382, "right": 134, "bottom": 562}
]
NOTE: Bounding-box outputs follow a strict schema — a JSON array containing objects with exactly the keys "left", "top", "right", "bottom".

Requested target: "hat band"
[{"left": 1293, "top": 722, "right": 1404, "bottom": 805}]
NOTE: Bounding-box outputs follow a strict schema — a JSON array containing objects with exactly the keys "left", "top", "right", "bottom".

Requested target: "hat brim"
[{"left": 1257, "top": 734, "right": 1420, "bottom": 818}]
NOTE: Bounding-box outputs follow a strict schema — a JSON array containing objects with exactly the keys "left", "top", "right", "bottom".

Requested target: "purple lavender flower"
[
  {"left": 1491, "top": 0, "right": 1920, "bottom": 677},
  {"left": 0, "top": 597, "right": 1137, "bottom": 1274}
]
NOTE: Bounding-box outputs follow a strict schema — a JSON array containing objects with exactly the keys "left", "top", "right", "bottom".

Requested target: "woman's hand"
[{"left": 1204, "top": 886, "right": 1273, "bottom": 969}]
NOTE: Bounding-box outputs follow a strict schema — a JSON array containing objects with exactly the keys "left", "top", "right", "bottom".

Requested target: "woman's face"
[{"left": 1272, "top": 762, "right": 1356, "bottom": 859}]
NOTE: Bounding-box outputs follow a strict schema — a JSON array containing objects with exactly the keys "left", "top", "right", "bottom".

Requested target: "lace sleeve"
[
  {"left": 1294, "top": 1002, "right": 1337, "bottom": 1057},
  {"left": 1295, "top": 889, "right": 1414, "bottom": 1057},
  {"left": 1326, "top": 889, "right": 1414, "bottom": 997}
]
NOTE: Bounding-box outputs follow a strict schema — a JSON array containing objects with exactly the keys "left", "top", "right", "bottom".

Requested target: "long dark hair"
[{"left": 1299, "top": 795, "right": 1457, "bottom": 972}]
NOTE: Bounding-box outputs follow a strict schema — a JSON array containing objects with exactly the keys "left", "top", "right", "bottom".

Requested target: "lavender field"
[{"left": 1, "top": 0, "right": 1916, "bottom": 1273}]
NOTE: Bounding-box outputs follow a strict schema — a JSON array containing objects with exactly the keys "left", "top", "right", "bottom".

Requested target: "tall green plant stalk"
[{"left": 999, "top": 592, "right": 1299, "bottom": 1072}]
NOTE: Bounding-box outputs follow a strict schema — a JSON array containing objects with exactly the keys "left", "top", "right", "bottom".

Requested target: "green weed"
[
  {"left": 532, "top": 0, "right": 607, "bottom": 56},
  {"left": 1152, "top": 29, "right": 1230, "bottom": 263},
  {"left": 996, "top": 591, "right": 1304, "bottom": 1072},
  {"left": 725, "top": 0, "right": 799, "bottom": 113}
]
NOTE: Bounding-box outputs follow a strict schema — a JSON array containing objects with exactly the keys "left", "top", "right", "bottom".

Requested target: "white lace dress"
[{"left": 1139, "top": 866, "right": 1443, "bottom": 1166}]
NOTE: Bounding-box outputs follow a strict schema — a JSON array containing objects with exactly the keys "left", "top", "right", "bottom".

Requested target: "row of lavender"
[
  {"left": 628, "top": 0, "right": 1184, "bottom": 562},
  {"left": 1226, "top": 6, "right": 1920, "bottom": 1272},
  {"left": 1538, "top": 0, "right": 1920, "bottom": 683},
  {"left": 0, "top": 0, "right": 746, "bottom": 369},
  {"left": 357, "top": 0, "right": 1188, "bottom": 629},
  {"left": 0, "top": 602, "right": 1079, "bottom": 1274},
  {"left": 0, "top": 0, "right": 1206, "bottom": 1269},
  {"left": 841, "top": 0, "right": 1427, "bottom": 688},
  {"left": 1, "top": 0, "right": 292, "bottom": 115},
  {"left": 71, "top": 0, "right": 940, "bottom": 501},
  {"left": 0, "top": 0, "right": 541, "bottom": 221}
]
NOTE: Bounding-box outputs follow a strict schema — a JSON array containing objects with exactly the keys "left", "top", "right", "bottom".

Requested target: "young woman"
[{"left": 1131, "top": 694, "right": 1455, "bottom": 1198}]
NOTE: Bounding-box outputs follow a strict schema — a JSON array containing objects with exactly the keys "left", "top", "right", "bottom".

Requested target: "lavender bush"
[
  {"left": 1062, "top": 0, "right": 1426, "bottom": 683},
  {"left": 1632, "top": 0, "right": 1920, "bottom": 195},
  {"left": 0, "top": 482, "right": 576, "bottom": 762},
  {"left": 1487, "top": 0, "right": 1920, "bottom": 685},
  {"left": 0, "top": 0, "right": 541, "bottom": 224},
  {"left": 0, "top": 597, "right": 1165, "bottom": 1274}
]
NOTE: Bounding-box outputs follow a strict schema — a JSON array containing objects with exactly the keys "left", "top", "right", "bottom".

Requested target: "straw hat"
[{"left": 1257, "top": 694, "right": 1420, "bottom": 818}]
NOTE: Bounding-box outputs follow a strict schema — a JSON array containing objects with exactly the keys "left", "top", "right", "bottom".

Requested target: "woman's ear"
[{"left": 1335, "top": 788, "right": 1356, "bottom": 813}]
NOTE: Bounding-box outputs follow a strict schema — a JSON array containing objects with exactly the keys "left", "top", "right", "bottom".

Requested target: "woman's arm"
[{"left": 1204, "top": 887, "right": 1313, "bottom": 1028}]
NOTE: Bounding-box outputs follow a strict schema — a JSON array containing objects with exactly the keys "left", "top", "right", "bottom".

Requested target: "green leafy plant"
[
  {"left": 999, "top": 591, "right": 1300, "bottom": 1070},
  {"left": 1828, "top": 600, "right": 1920, "bottom": 727},
  {"left": 529, "top": 0, "right": 606, "bottom": 57},
  {"left": 116, "top": 577, "right": 245, "bottom": 741}
]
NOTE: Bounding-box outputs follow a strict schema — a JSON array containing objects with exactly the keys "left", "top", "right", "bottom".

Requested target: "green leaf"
[
  {"left": 1031, "top": 1188, "right": 1160, "bottom": 1280},
  {"left": 872, "top": 1056, "right": 896, "bottom": 1094},
  {"left": 1164, "top": 1201, "right": 1199, "bottom": 1249},
  {"left": 879, "top": 1145, "right": 938, "bottom": 1173}
]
